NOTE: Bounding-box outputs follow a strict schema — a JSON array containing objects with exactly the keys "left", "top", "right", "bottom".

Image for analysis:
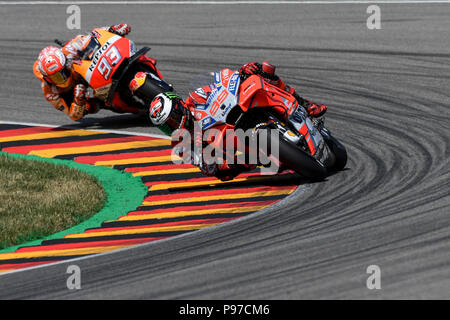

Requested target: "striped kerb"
[{"left": 0, "top": 124, "right": 299, "bottom": 273}]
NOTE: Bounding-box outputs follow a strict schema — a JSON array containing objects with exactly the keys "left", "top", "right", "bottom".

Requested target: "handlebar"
[{"left": 54, "top": 39, "right": 65, "bottom": 47}]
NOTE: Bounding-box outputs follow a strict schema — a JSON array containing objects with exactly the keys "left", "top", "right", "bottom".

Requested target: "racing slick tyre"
[
  {"left": 323, "top": 135, "right": 347, "bottom": 172},
  {"left": 266, "top": 130, "right": 328, "bottom": 180}
]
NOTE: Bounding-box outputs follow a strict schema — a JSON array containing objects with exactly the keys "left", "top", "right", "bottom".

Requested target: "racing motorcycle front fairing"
[{"left": 72, "top": 28, "right": 172, "bottom": 113}]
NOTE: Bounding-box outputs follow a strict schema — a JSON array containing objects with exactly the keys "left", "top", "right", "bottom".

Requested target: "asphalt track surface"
[{"left": 0, "top": 1, "right": 449, "bottom": 299}]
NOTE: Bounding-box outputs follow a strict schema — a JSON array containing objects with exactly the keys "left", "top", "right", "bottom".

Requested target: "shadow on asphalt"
[{"left": 55, "top": 113, "right": 155, "bottom": 132}]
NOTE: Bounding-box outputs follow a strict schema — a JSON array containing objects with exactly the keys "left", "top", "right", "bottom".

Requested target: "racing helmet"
[
  {"left": 149, "top": 92, "right": 194, "bottom": 136},
  {"left": 37, "top": 46, "right": 72, "bottom": 88}
]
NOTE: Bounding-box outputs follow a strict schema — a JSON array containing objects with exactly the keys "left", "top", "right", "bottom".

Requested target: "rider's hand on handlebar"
[
  {"left": 109, "top": 24, "right": 131, "bottom": 37},
  {"left": 305, "top": 101, "right": 327, "bottom": 118},
  {"left": 239, "top": 62, "right": 262, "bottom": 77}
]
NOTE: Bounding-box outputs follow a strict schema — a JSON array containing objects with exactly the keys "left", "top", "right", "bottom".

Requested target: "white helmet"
[{"left": 149, "top": 92, "right": 193, "bottom": 136}]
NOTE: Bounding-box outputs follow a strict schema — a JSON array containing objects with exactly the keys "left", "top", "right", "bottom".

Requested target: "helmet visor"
[
  {"left": 158, "top": 100, "right": 192, "bottom": 136},
  {"left": 46, "top": 69, "right": 70, "bottom": 85}
]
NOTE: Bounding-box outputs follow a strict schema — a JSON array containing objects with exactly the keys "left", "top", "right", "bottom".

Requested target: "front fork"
[
  {"left": 285, "top": 107, "right": 315, "bottom": 151},
  {"left": 255, "top": 114, "right": 305, "bottom": 149},
  {"left": 286, "top": 107, "right": 335, "bottom": 167}
]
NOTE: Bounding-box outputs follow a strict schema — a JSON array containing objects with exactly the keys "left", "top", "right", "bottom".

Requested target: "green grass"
[{"left": 0, "top": 154, "right": 106, "bottom": 250}]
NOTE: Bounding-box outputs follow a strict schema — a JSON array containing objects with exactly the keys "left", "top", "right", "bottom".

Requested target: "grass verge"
[{"left": 0, "top": 153, "right": 106, "bottom": 250}]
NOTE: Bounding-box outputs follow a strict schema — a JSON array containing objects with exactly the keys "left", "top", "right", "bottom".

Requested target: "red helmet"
[{"left": 37, "top": 46, "right": 72, "bottom": 88}]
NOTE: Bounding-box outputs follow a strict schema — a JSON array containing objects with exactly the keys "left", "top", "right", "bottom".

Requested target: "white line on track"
[{"left": 1, "top": 0, "right": 449, "bottom": 5}]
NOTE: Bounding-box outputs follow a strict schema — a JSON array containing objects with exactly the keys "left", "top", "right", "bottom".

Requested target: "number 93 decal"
[{"left": 97, "top": 46, "right": 121, "bottom": 80}]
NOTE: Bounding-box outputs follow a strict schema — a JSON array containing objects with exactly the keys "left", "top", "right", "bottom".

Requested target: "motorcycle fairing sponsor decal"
[
  {"left": 206, "top": 87, "right": 220, "bottom": 107},
  {"left": 94, "top": 83, "right": 113, "bottom": 101},
  {"left": 194, "top": 88, "right": 207, "bottom": 99},
  {"left": 220, "top": 68, "right": 233, "bottom": 88},
  {"left": 207, "top": 72, "right": 239, "bottom": 105},
  {"left": 88, "top": 41, "right": 112, "bottom": 72},
  {"left": 84, "top": 34, "right": 123, "bottom": 84},
  {"left": 201, "top": 87, "right": 238, "bottom": 129},
  {"left": 129, "top": 72, "right": 147, "bottom": 93},
  {"left": 201, "top": 116, "right": 216, "bottom": 129},
  {"left": 194, "top": 104, "right": 208, "bottom": 111},
  {"left": 195, "top": 69, "right": 241, "bottom": 130},
  {"left": 213, "top": 69, "right": 238, "bottom": 92},
  {"left": 214, "top": 72, "right": 221, "bottom": 86},
  {"left": 194, "top": 110, "right": 209, "bottom": 121},
  {"left": 227, "top": 72, "right": 240, "bottom": 96}
]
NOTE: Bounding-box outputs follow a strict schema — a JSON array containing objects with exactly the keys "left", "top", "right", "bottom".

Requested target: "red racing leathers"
[{"left": 182, "top": 61, "right": 328, "bottom": 181}]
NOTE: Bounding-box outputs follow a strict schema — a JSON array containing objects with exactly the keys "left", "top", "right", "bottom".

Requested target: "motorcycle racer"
[
  {"left": 149, "top": 92, "right": 251, "bottom": 181},
  {"left": 33, "top": 24, "right": 160, "bottom": 121},
  {"left": 238, "top": 61, "right": 327, "bottom": 118},
  {"left": 149, "top": 61, "right": 328, "bottom": 181}
]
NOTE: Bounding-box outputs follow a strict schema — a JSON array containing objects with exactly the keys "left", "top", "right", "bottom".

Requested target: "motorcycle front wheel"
[
  {"left": 263, "top": 130, "right": 328, "bottom": 180},
  {"left": 323, "top": 134, "right": 347, "bottom": 172}
]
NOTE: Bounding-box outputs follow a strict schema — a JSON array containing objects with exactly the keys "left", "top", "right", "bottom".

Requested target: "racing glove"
[
  {"left": 109, "top": 24, "right": 131, "bottom": 37},
  {"left": 287, "top": 87, "right": 327, "bottom": 118},
  {"left": 299, "top": 97, "right": 327, "bottom": 118},
  {"left": 69, "top": 84, "right": 87, "bottom": 120},
  {"left": 240, "top": 61, "right": 284, "bottom": 87},
  {"left": 239, "top": 61, "right": 262, "bottom": 77},
  {"left": 305, "top": 101, "right": 327, "bottom": 117}
]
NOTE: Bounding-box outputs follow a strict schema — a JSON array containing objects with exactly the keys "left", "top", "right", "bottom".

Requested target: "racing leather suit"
[
  {"left": 33, "top": 24, "right": 159, "bottom": 121},
  {"left": 182, "top": 61, "right": 328, "bottom": 181}
]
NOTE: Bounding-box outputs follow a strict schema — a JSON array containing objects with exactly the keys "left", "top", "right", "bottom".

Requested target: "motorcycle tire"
[
  {"left": 264, "top": 130, "right": 328, "bottom": 179},
  {"left": 323, "top": 134, "right": 347, "bottom": 172}
]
